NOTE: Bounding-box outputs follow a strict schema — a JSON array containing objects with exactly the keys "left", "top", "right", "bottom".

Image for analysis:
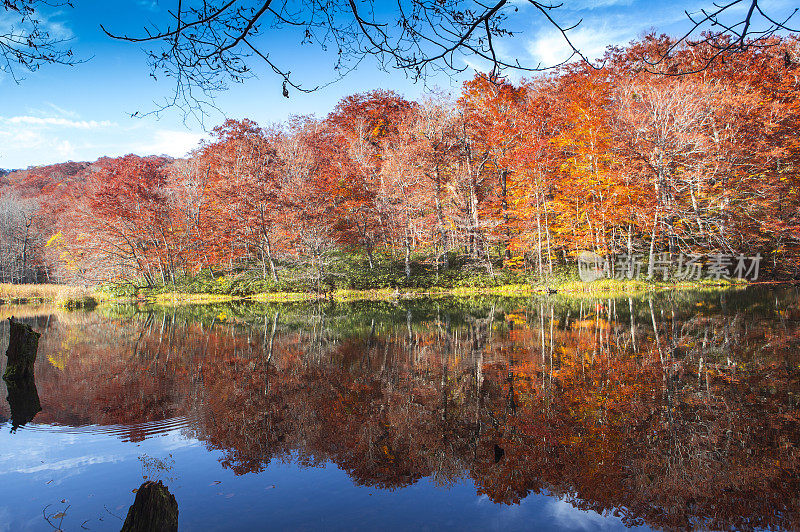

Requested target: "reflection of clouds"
[
  {"left": 475, "top": 493, "right": 635, "bottom": 531},
  {"left": 13, "top": 454, "right": 124, "bottom": 475},
  {"left": 548, "top": 498, "right": 621, "bottom": 531},
  {"left": 161, "top": 430, "right": 202, "bottom": 451},
  {"left": 473, "top": 492, "right": 627, "bottom": 531},
  {"left": 0, "top": 425, "right": 197, "bottom": 484},
  {"left": 475, "top": 493, "right": 491, "bottom": 505}
]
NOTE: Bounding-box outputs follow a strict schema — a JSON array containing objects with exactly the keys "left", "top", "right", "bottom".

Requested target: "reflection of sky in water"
[{"left": 0, "top": 422, "right": 648, "bottom": 531}]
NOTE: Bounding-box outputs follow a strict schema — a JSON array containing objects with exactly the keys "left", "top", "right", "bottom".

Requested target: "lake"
[{"left": 0, "top": 287, "right": 798, "bottom": 530}]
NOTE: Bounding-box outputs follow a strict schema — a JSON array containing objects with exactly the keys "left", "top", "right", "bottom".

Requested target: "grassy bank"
[
  {"left": 124, "top": 277, "right": 748, "bottom": 306},
  {"left": 0, "top": 283, "right": 102, "bottom": 309},
  {"left": 96, "top": 255, "right": 751, "bottom": 300},
  {"left": 0, "top": 274, "right": 750, "bottom": 309}
]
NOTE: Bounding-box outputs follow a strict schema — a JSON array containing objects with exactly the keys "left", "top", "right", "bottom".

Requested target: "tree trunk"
[
  {"left": 3, "top": 318, "right": 40, "bottom": 381},
  {"left": 404, "top": 236, "right": 411, "bottom": 279},
  {"left": 536, "top": 190, "right": 544, "bottom": 280},
  {"left": 435, "top": 164, "right": 448, "bottom": 270},
  {"left": 263, "top": 233, "right": 278, "bottom": 282}
]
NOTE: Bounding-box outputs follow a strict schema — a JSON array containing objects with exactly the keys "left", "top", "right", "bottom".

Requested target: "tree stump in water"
[
  {"left": 6, "top": 375, "right": 41, "bottom": 431},
  {"left": 3, "top": 318, "right": 40, "bottom": 381},
  {"left": 121, "top": 480, "right": 179, "bottom": 532}
]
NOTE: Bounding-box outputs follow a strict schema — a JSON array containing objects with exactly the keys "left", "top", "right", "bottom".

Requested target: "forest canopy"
[{"left": 1, "top": 35, "right": 799, "bottom": 288}]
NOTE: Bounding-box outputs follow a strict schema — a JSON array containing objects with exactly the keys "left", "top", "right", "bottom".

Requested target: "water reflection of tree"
[{"left": 3, "top": 290, "right": 798, "bottom": 530}]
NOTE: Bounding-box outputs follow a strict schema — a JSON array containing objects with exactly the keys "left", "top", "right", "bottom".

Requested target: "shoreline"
[{"left": 0, "top": 279, "right": 776, "bottom": 307}]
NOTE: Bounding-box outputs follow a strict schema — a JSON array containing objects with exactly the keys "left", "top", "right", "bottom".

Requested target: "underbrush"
[
  {"left": 95, "top": 251, "right": 749, "bottom": 300},
  {"left": 99, "top": 252, "right": 542, "bottom": 298}
]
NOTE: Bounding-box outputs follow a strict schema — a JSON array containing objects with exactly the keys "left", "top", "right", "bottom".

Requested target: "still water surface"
[{"left": 0, "top": 288, "right": 798, "bottom": 530}]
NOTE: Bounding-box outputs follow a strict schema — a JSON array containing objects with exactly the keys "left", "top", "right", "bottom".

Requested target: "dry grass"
[
  {"left": 0, "top": 283, "right": 100, "bottom": 308},
  {"left": 0, "top": 304, "right": 61, "bottom": 320}
]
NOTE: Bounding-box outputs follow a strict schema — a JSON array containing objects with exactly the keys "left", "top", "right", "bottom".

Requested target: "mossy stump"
[
  {"left": 3, "top": 318, "right": 40, "bottom": 381},
  {"left": 121, "top": 480, "right": 178, "bottom": 532}
]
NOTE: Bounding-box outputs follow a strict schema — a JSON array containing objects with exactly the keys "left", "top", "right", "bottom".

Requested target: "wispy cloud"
[
  {"left": 0, "top": 106, "right": 204, "bottom": 167},
  {"left": 41, "top": 102, "right": 81, "bottom": 119},
  {"left": 0, "top": 116, "right": 116, "bottom": 129},
  {"left": 137, "top": 0, "right": 160, "bottom": 11},
  {"left": 521, "top": 0, "right": 721, "bottom": 68},
  {"left": 565, "top": 0, "right": 635, "bottom": 9}
]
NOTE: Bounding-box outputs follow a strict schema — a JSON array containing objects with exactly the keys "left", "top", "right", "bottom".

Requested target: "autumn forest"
[{"left": 2, "top": 35, "right": 800, "bottom": 291}]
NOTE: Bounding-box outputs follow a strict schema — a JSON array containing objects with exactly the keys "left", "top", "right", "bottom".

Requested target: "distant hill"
[
  {"left": 0, "top": 156, "right": 177, "bottom": 201},
  {"left": 1, "top": 161, "right": 93, "bottom": 199}
]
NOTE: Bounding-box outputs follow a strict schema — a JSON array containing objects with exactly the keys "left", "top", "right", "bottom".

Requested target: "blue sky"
[{"left": 0, "top": 0, "right": 794, "bottom": 169}]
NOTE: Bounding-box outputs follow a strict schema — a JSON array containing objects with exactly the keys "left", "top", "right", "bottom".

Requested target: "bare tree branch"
[
  {"left": 92, "top": 0, "right": 799, "bottom": 117},
  {"left": 644, "top": 0, "right": 798, "bottom": 75},
  {"left": 0, "top": 0, "right": 82, "bottom": 81}
]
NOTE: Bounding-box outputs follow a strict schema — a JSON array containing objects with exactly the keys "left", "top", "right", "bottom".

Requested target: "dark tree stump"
[
  {"left": 121, "top": 480, "right": 179, "bottom": 532},
  {"left": 3, "top": 318, "right": 40, "bottom": 381},
  {"left": 6, "top": 375, "right": 41, "bottom": 431}
]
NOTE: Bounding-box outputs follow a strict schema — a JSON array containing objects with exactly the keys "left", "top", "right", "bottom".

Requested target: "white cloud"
[
  {"left": 137, "top": 0, "right": 160, "bottom": 11},
  {"left": 0, "top": 102, "right": 206, "bottom": 168},
  {"left": 526, "top": 23, "right": 634, "bottom": 66},
  {"left": 509, "top": 0, "right": 632, "bottom": 9},
  {"left": 566, "top": 0, "right": 635, "bottom": 8},
  {"left": 0, "top": 110, "right": 118, "bottom": 167},
  {"left": 522, "top": 0, "right": 708, "bottom": 68},
  {"left": 135, "top": 130, "right": 206, "bottom": 158},
  {"left": 55, "top": 139, "right": 76, "bottom": 159}
]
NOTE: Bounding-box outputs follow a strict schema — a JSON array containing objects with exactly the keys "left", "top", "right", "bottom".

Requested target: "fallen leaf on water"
[
  {"left": 52, "top": 512, "right": 66, "bottom": 519},
  {"left": 46, "top": 480, "right": 53, "bottom": 485},
  {"left": 210, "top": 481, "right": 221, "bottom": 485}
]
